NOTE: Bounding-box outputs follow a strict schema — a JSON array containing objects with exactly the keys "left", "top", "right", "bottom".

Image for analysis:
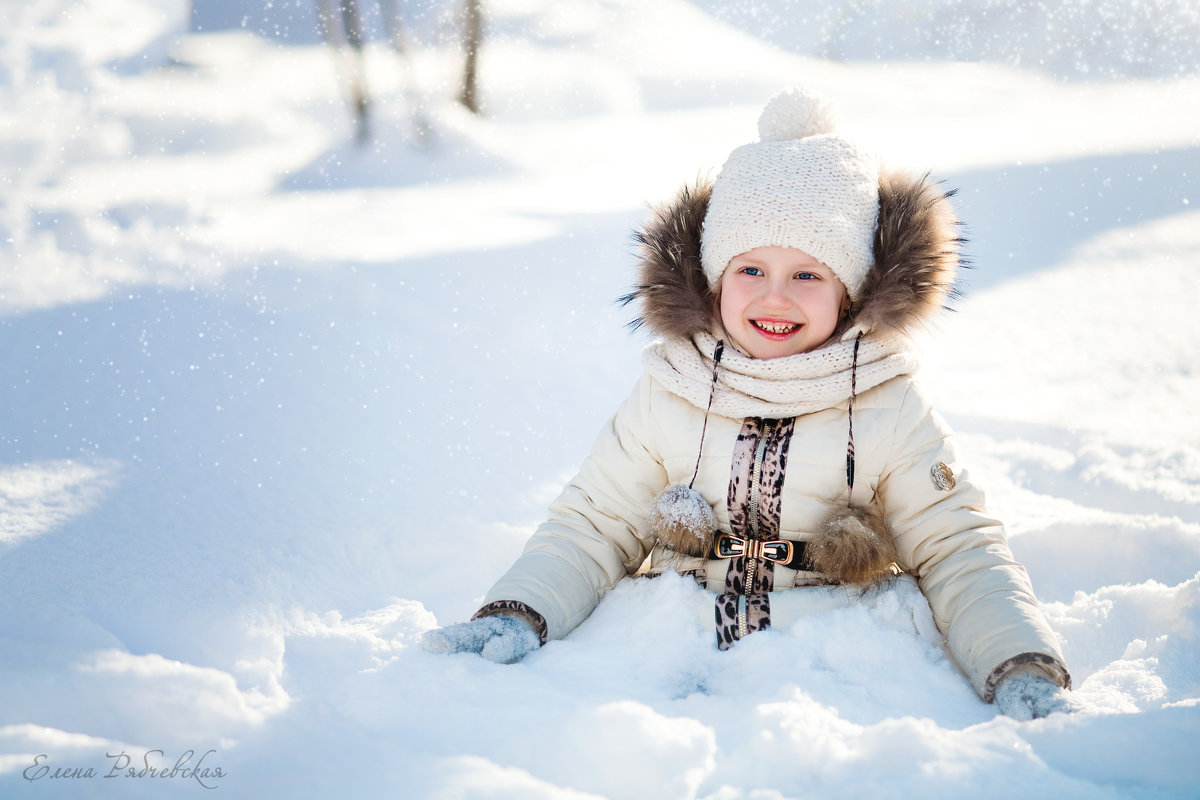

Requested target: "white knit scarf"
[{"left": 643, "top": 330, "right": 920, "bottom": 419}]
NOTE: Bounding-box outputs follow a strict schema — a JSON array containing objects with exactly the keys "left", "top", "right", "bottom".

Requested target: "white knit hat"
[{"left": 700, "top": 87, "right": 880, "bottom": 299}]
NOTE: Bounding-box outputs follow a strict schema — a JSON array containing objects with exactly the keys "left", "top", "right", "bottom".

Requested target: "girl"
[{"left": 423, "top": 87, "right": 1074, "bottom": 720}]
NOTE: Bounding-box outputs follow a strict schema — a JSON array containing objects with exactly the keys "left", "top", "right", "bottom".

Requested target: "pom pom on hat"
[
  {"left": 700, "top": 86, "right": 880, "bottom": 298},
  {"left": 757, "top": 87, "right": 838, "bottom": 142}
]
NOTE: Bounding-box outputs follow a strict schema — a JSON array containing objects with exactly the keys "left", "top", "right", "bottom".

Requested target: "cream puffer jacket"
[{"left": 481, "top": 366, "right": 1069, "bottom": 701}]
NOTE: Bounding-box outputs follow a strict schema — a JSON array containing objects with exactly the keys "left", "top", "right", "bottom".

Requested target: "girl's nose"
[{"left": 759, "top": 277, "right": 792, "bottom": 309}]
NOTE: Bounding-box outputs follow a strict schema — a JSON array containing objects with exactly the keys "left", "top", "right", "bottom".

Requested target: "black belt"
[{"left": 710, "top": 532, "right": 813, "bottom": 572}]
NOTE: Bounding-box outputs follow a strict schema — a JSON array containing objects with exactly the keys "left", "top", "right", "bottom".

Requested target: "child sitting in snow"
[{"left": 423, "top": 87, "right": 1074, "bottom": 720}]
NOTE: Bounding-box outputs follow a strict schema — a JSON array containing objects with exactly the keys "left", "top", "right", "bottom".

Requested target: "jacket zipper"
[{"left": 738, "top": 419, "right": 774, "bottom": 638}]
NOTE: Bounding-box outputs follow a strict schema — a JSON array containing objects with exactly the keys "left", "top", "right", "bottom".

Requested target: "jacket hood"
[{"left": 622, "top": 171, "right": 963, "bottom": 341}]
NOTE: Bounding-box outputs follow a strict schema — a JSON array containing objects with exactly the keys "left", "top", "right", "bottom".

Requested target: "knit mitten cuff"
[
  {"left": 983, "top": 652, "right": 1071, "bottom": 703},
  {"left": 472, "top": 600, "right": 549, "bottom": 646}
]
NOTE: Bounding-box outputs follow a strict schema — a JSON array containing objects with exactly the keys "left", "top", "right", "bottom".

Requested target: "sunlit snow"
[{"left": 1, "top": 0, "right": 1198, "bottom": 797}]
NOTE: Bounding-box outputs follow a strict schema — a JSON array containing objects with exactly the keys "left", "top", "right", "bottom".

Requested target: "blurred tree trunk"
[
  {"left": 459, "top": 0, "right": 482, "bottom": 113},
  {"left": 379, "top": 0, "right": 407, "bottom": 55},
  {"left": 315, "top": 0, "right": 371, "bottom": 142},
  {"left": 340, "top": 0, "right": 369, "bottom": 136}
]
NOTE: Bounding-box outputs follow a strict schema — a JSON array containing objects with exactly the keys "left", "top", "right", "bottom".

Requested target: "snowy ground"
[{"left": 2, "top": 0, "right": 1199, "bottom": 797}]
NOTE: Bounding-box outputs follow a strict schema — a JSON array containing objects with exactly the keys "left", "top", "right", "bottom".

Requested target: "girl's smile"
[{"left": 750, "top": 318, "right": 802, "bottom": 337}]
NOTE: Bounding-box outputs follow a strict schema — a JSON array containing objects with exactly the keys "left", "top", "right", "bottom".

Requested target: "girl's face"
[{"left": 718, "top": 246, "right": 847, "bottom": 359}]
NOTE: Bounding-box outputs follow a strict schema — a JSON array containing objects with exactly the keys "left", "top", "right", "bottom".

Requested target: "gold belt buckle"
[{"left": 715, "top": 533, "right": 793, "bottom": 565}]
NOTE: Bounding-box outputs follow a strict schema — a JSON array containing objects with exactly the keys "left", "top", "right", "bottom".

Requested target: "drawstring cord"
[
  {"left": 845, "top": 332, "right": 862, "bottom": 499},
  {"left": 689, "top": 340, "right": 724, "bottom": 489}
]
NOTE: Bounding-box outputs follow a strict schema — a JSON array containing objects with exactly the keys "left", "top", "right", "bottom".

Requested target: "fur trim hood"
[{"left": 622, "top": 171, "right": 963, "bottom": 341}]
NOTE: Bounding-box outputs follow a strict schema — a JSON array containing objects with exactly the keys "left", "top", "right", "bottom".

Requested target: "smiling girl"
[{"left": 423, "top": 87, "right": 1074, "bottom": 720}]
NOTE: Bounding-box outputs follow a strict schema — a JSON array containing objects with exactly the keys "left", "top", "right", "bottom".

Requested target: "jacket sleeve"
[
  {"left": 876, "top": 381, "right": 1070, "bottom": 701},
  {"left": 480, "top": 374, "right": 668, "bottom": 640}
]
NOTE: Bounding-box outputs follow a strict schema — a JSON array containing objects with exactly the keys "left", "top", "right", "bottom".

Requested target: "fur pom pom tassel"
[
  {"left": 809, "top": 505, "right": 899, "bottom": 588},
  {"left": 646, "top": 484, "right": 717, "bottom": 558}
]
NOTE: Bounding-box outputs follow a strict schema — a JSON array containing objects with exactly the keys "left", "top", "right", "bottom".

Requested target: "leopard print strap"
[{"left": 715, "top": 417, "right": 796, "bottom": 649}]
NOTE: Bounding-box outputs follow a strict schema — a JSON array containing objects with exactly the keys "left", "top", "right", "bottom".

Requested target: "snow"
[{"left": 1, "top": 0, "right": 1198, "bottom": 797}]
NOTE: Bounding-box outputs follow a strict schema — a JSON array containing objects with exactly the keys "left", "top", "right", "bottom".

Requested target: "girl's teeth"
[{"left": 754, "top": 320, "right": 799, "bottom": 334}]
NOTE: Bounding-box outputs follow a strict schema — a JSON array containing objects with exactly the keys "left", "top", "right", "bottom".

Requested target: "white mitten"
[
  {"left": 420, "top": 613, "right": 540, "bottom": 664},
  {"left": 994, "top": 667, "right": 1078, "bottom": 720}
]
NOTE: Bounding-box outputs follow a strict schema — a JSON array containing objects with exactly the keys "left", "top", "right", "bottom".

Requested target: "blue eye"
[
  {"left": 795, "top": 272, "right": 817, "bottom": 280},
  {"left": 740, "top": 266, "right": 762, "bottom": 276}
]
